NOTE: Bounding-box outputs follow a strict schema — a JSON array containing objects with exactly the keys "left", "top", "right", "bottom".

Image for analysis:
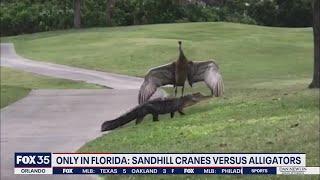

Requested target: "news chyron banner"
[{"left": 14, "top": 153, "right": 320, "bottom": 175}]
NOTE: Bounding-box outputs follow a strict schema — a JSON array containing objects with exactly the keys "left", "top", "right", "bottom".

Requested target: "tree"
[
  {"left": 74, "top": 0, "right": 81, "bottom": 28},
  {"left": 309, "top": 0, "right": 319, "bottom": 88},
  {"left": 106, "top": 0, "right": 115, "bottom": 26}
]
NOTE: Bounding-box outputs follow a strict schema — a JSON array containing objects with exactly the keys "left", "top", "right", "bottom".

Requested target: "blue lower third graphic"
[
  {"left": 243, "top": 167, "right": 277, "bottom": 174},
  {"left": 15, "top": 152, "right": 51, "bottom": 168},
  {"left": 53, "top": 167, "right": 246, "bottom": 174}
]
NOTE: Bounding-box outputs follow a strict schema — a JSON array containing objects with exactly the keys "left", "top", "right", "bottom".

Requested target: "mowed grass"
[
  {"left": 0, "top": 67, "right": 101, "bottom": 108},
  {"left": 2, "top": 22, "right": 319, "bottom": 179},
  {"left": 2, "top": 22, "right": 313, "bottom": 81},
  {"left": 78, "top": 84, "right": 319, "bottom": 180},
  {"left": 1, "top": 85, "right": 30, "bottom": 109}
]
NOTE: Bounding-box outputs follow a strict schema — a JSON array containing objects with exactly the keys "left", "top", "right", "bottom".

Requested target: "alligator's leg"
[
  {"left": 170, "top": 112, "right": 175, "bottom": 118},
  {"left": 136, "top": 117, "right": 144, "bottom": 124},
  {"left": 152, "top": 113, "right": 159, "bottom": 121},
  {"left": 178, "top": 110, "right": 185, "bottom": 115},
  {"left": 136, "top": 109, "right": 146, "bottom": 124}
]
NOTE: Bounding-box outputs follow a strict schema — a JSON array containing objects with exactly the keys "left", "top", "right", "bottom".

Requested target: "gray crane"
[{"left": 138, "top": 41, "right": 224, "bottom": 104}]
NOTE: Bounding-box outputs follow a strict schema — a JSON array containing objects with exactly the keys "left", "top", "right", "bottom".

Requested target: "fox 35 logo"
[{"left": 15, "top": 153, "right": 51, "bottom": 167}]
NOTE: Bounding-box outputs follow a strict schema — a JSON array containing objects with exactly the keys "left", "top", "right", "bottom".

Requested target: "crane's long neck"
[{"left": 178, "top": 42, "right": 187, "bottom": 63}]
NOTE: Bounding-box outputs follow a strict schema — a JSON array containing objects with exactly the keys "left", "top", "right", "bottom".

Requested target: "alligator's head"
[{"left": 181, "top": 92, "right": 211, "bottom": 107}]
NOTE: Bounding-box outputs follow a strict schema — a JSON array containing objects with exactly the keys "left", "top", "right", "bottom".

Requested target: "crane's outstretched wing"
[
  {"left": 187, "top": 60, "right": 224, "bottom": 97},
  {"left": 138, "top": 63, "right": 175, "bottom": 104}
]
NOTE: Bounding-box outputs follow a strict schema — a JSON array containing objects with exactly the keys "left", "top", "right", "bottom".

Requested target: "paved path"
[
  {"left": 0, "top": 44, "right": 166, "bottom": 180},
  {"left": 0, "top": 43, "right": 142, "bottom": 89}
]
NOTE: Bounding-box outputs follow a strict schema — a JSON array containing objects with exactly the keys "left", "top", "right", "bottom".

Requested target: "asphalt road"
[{"left": 0, "top": 43, "right": 166, "bottom": 180}]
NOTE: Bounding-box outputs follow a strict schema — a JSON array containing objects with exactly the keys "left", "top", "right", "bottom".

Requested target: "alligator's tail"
[{"left": 101, "top": 106, "right": 141, "bottom": 131}]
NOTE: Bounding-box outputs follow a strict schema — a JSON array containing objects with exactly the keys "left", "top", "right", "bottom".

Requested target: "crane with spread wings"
[{"left": 138, "top": 41, "right": 224, "bottom": 104}]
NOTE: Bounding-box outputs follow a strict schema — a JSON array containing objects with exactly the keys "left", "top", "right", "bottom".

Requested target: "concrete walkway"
[
  {"left": 0, "top": 43, "right": 142, "bottom": 89},
  {"left": 0, "top": 44, "right": 165, "bottom": 180}
]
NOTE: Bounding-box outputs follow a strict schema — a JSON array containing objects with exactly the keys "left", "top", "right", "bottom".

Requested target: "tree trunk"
[
  {"left": 74, "top": 0, "right": 81, "bottom": 28},
  {"left": 309, "top": 0, "right": 320, "bottom": 88},
  {"left": 64, "top": 0, "right": 68, "bottom": 29},
  {"left": 106, "top": 0, "right": 115, "bottom": 26}
]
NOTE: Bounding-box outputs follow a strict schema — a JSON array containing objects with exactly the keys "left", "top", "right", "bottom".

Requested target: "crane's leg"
[
  {"left": 181, "top": 86, "right": 185, "bottom": 97},
  {"left": 174, "top": 87, "right": 178, "bottom": 97}
]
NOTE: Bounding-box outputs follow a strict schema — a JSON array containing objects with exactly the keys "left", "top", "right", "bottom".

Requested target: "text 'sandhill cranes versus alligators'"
[{"left": 138, "top": 41, "right": 224, "bottom": 104}]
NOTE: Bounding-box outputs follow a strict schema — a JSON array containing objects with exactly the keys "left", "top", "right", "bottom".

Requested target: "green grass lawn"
[
  {"left": 2, "top": 22, "right": 319, "bottom": 179},
  {"left": 1, "top": 85, "right": 30, "bottom": 109},
  {"left": 79, "top": 84, "right": 319, "bottom": 180},
  {"left": 2, "top": 22, "right": 313, "bottom": 81},
  {"left": 0, "top": 67, "right": 101, "bottom": 108}
]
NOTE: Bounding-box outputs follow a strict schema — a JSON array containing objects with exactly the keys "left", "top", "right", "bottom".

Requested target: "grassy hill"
[
  {"left": 2, "top": 22, "right": 319, "bottom": 179},
  {"left": 2, "top": 22, "right": 313, "bottom": 80}
]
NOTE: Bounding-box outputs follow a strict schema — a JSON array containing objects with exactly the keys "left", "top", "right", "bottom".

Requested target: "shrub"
[{"left": 0, "top": 0, "right": 313, "bottom": 36}]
